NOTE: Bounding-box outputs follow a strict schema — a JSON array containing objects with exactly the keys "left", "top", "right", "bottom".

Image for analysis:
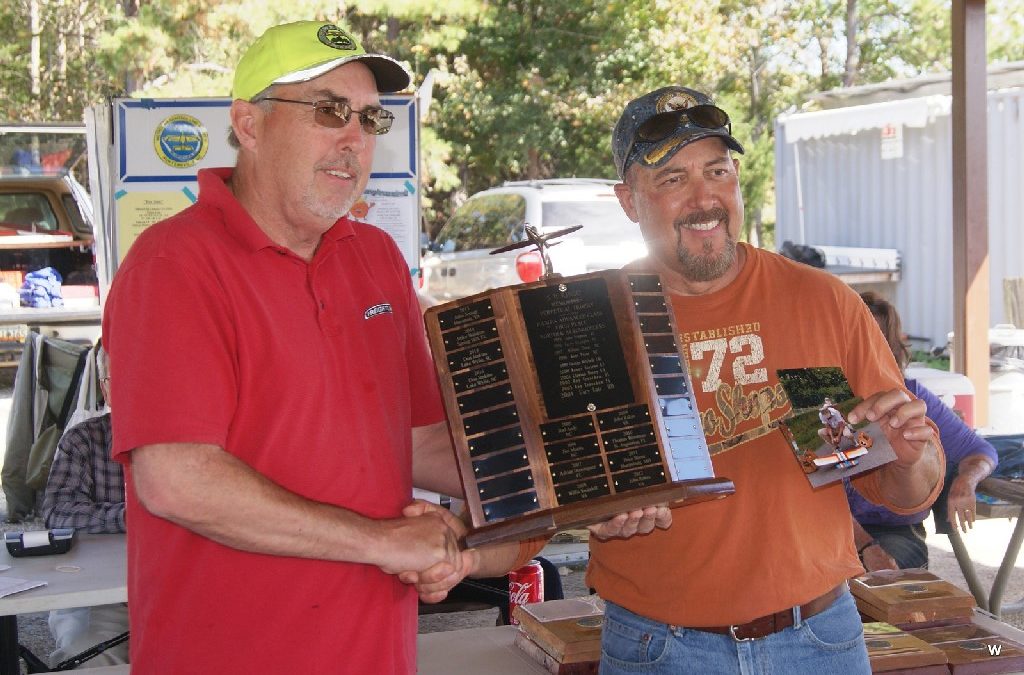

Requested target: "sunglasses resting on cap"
[
  {"left": 612, "top": 86, "right": 744, "bottom": 178},
  {"left": 620, "top": 104, "right": 732, "bottom": 173},
  {"left": 635, "top": 105, "right": 732, "bottom": 143}
]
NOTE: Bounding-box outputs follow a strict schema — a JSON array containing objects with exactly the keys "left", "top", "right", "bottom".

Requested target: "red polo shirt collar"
[{"left": 199, "top": 167, "right": 356, "bottom": 256}]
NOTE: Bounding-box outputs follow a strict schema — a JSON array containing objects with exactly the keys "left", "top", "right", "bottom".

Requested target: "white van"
[{"left": 421, "top": 179, "right": 647, "bottom": 301}]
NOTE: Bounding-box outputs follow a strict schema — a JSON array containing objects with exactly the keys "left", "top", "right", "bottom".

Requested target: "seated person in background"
[
  {"left": 42, "top": 344, "right": 128, "bottom": 668},
  {"left": 849, "top": 293, "right": 998, "bottom": 571}
]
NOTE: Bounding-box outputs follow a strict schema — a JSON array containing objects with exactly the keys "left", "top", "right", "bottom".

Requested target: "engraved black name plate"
[
  {"left": 452, "top": 362, "right": 508, "bottom": 394},
  {"left": 549, "top": 457, "right": 606, "bottom": 485},
  {"left": 447, "top": 341, "right": 504, "bottom": 372},
  {"left": 603, "top": 425, "right": 657, "bottom": 452},
  {"left": 607, "top": 445, "right": 662, "bottom": 472},
  {"left": 437, "top": 300, "right": 494, "bottom": 330},
  {"left": 540, "top": 416, "right": 596, "bottom": 442},
  {"left": 555, "top": 477, "right": 611, "bottom": 505},
  {"left": 545, "top": 437, "right": 601, "bottom": 464},
  {"left": 443, "top": 321, "right": 498, "bottom": 351},
  {"left": 597, "top": 404, "right": 652, "bottom": 431}
]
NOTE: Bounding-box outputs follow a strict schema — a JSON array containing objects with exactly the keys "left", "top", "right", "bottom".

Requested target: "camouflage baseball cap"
[
  {"left": 612, "top": 86, "right": 744, "bottom": 179},
  {"left": 232, "top": 21, "right": 411, "bottom": 101}
]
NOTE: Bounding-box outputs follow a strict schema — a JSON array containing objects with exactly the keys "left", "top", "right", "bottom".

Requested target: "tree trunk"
[
  {"left": 58, "top": 11, "right": 68, "bottom": 83},
  {"left": 817, "top": 34, "right": 830, "bottom": 86},
  {"left": 29, "top": 0, "right": 41, "bottom": 107},
  {"left": 843, "top": 0, "right": 859, "bottom": 87},
  {"left": 527, "top": 147, "right": 542, "bottom": 180}
]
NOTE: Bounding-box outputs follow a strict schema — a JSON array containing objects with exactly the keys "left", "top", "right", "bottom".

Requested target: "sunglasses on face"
[{"left": 258, "top": 97, "right": 395, "bottom": 135}]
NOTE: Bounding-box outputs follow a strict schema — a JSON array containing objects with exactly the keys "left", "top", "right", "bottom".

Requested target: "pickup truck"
[{"left": 0, "top": 124, "right": 98, "bottom": 364}]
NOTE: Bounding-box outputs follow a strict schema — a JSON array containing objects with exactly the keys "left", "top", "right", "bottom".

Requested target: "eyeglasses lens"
[
  {"left": 636, "top": 105, "right": 731, "bottom": 143},
  {"left": 313, "top": 102, "right": 394, "bottom": 135}
]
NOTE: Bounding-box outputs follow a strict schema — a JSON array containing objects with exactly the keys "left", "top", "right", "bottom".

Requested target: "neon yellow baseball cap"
[{"left": 232, "top": 21, "right": 411, "bottom": 101}]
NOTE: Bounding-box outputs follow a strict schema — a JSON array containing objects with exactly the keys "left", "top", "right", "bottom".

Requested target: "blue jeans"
[
  {"left": 599, "top": 589, "right": 870, "bottom": 675},
  {"left": 862, "top": 522, "right": 929, "bottom": 569}
]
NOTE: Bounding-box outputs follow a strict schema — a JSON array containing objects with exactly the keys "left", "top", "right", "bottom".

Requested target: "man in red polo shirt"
[{"left": 102, "top": 20, "right": 619, "bottom": 674}]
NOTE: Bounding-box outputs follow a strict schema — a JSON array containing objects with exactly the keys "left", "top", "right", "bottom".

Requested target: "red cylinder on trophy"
[{"left": 508, "top": 559, "right": 544, "bottom": 625}]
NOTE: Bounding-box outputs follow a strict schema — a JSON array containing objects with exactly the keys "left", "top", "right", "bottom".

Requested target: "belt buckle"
[{"left": 728, "top": 624, "right": 753, "bottom": 642}]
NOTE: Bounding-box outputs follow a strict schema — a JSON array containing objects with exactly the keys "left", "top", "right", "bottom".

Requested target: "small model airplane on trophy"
[{"left": 489, "top": 224, "right": 583, "bottom": 279}]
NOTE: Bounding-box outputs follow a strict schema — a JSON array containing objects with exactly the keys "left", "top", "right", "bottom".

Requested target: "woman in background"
[{"left": 849, "top": 292, "right": 998, "bottom": 571}]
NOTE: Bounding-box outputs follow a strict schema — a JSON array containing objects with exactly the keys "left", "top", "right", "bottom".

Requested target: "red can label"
[{"left": 508, "top": 559, "right": 544, "bottom": 625}]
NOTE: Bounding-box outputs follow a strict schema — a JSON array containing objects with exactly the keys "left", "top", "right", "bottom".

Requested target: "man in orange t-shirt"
[{"left": 587, "top": 85, "right": 945, "bottom": 674}]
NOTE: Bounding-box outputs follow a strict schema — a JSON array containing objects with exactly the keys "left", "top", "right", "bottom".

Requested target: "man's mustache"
[{"left": 674, "top": 207, "right": 729, "bottom": 229}]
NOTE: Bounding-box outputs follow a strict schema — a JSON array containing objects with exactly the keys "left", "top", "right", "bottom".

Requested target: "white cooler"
[
  {"left": 945, "top": 324, "right": 1024, "bottom": 434},
  {"left": 905, "top": 364, "right": 975, "bottom": 428},
  {"left": 987, "top": 324, "right": 1024, "bottom": 435}
]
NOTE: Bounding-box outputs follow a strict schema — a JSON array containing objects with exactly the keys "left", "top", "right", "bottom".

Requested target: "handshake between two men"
[{"left": 393, "top": 500, "right": 674, "bottom": 604}]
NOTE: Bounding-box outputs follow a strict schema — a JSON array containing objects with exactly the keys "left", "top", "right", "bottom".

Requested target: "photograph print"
[{"left": 776, "top": 366, "right": 897, "bottom": 488}]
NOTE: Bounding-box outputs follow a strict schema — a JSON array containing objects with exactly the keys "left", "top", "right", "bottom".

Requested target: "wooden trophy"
[{"left": 424, "top": 226, "right": 734, "bottom": 546}]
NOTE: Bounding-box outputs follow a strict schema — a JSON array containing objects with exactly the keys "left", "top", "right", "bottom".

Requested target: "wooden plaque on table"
[
  {"left": 852, "top": 569, "right": 977, "bottom": 625},
  {"left": 908, "top": 621, "right": 1024, "bottom": 674},
  {"left": 424, "top": 269, "right": 734, "bottom": 546},
  {"left": 513, "top": 597, "right": 605, "bottom": 663},
  {"left": 863, "top": 622, "right": 949, "bottom": 673}
]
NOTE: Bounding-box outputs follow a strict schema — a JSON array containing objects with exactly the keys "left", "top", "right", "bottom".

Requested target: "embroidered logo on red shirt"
[{"left": 364, "top": 303, "right": 393, "bottom": 319}]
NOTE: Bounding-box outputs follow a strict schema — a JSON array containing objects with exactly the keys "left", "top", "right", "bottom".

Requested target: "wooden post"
[
  {"left": 1005, "top": 278, "right": 1024, "bottom": 329},
  {"left": 951, "top": 0, "right": 990, "bottom": 426}
]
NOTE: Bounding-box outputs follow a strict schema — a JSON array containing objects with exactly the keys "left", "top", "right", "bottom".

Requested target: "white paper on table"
[
  {"left": 21, "top": 531, "right": 51, "bottom": 547},
  {"left": 0, "top": 576, "right": 46, "bottom": 598}
]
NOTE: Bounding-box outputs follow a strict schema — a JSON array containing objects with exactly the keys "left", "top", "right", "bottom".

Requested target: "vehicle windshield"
[
  {"left": 541, "top": 200, "right": 638, "bottom": 243},
  {"left": 0, "top": 126, "right": 87, "bottom": 183},
  {"left": 0, "top": 193, "right": 59, "bottom": 231}
]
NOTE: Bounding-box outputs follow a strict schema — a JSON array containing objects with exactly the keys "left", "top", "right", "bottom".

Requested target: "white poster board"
[{"left": 88, "top": 94, "right": 420, "bottom": 294}]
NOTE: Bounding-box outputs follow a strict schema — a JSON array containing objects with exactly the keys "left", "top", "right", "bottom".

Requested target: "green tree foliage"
[
  {"left": 0, "top": 0, "right": 124, "bottom": 122},
  {"left": 1, "top": 0, "right": 1021, "bottom": 240},
  {"left": 778, "top": 366, "right": 854, "bottom": 409}
]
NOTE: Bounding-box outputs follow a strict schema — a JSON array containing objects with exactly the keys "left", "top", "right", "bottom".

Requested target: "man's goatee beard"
[{"left": 675, "top": 215, "right": 736, "bottom": 283}]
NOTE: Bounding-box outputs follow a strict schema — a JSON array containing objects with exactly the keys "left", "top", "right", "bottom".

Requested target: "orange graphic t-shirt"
[{"left": 586, "top": 244, "right": 943, "bottom": 627}]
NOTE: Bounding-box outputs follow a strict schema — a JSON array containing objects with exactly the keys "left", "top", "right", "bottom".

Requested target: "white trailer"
[{"left": 774, "top": 62, "right": 1024, "bottom": 349}]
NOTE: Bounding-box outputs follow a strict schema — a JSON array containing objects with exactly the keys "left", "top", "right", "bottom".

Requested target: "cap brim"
[
  {"left": 273, "top": 53, "right": 411, "bottom": 93},
  {"left": 621, "top": 127, "right": 743, "bottom": 178},
  {"left": 646, "top": 128, "right": 743, "bottom": 163}
]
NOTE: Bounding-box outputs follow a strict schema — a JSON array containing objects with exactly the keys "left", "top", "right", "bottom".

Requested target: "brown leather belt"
[{"left": 690, "top": 583, "right": 846, "bottom": 641}]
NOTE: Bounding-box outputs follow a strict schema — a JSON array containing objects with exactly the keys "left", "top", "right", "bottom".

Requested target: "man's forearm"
[
  {"left": 132, "top": 442, "right": 461, "bottom": 575},
  {"left": 879, "top": 440, "right": 943, "bottom": 510},
  {"left": 412, "top": 421, "right": 465, "bottom": 498}
]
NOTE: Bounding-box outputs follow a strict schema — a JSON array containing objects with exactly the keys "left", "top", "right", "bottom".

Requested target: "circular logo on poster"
[{"left": 153, "top": 115, "right": 209, "bottom": 168}]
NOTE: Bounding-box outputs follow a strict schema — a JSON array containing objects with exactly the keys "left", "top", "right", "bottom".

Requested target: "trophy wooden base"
[{"left": 464, "top": 477, "right": 735, "bottom": 547}]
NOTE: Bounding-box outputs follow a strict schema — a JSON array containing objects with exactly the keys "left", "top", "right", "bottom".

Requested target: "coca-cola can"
[{"left": 508, "top": 559, "right": 544, "bottom": 625}]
